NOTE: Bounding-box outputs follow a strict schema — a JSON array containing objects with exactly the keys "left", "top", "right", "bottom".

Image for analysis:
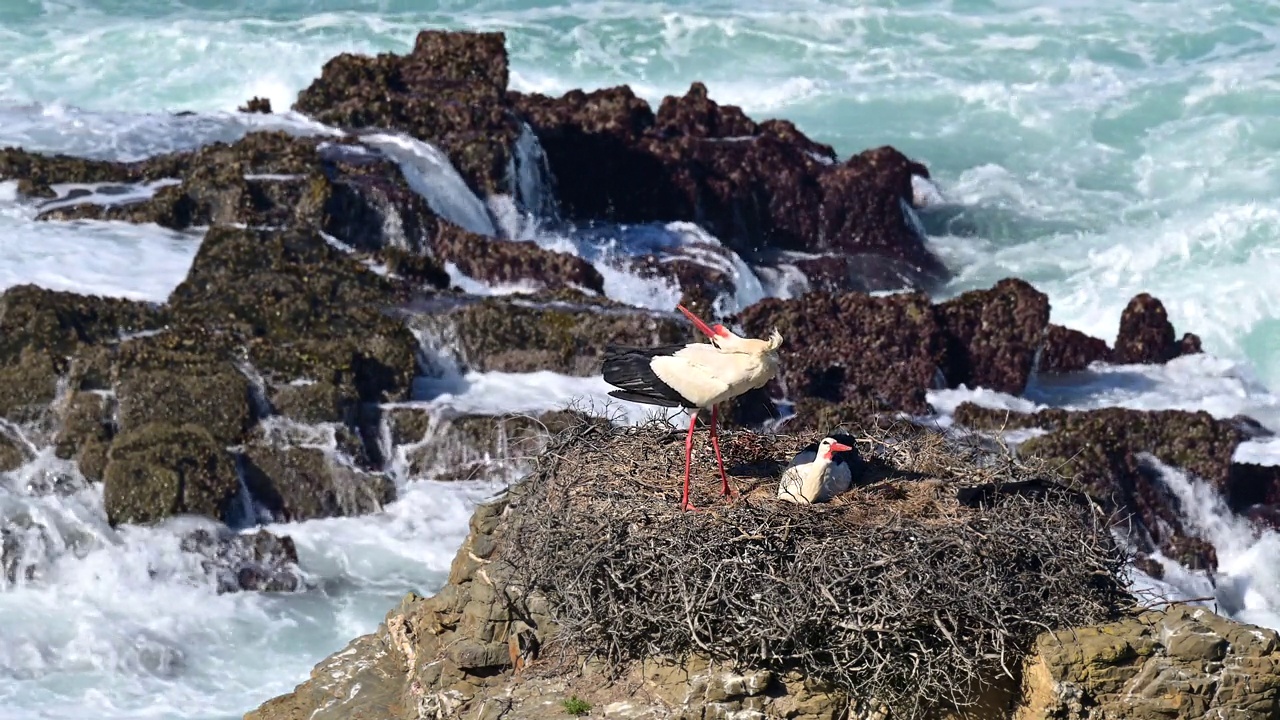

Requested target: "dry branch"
[{"left": 498, "top": 416, "right": 1132, "bottom": 719}]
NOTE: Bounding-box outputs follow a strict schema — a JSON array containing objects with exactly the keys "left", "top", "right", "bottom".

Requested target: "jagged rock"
[
  {"left": 51, "top": 390, "right": 114, "bottom": 479},
  {"left": 960, "top": 405, "right": 1251, "bottom": 569},
  {"left": 737, "top": 291, "right": 945, "bottom": 414},
  {"left": 177, "top": 527, "right": 304, "bottom": 593},
  {"left": 0, "top": 429, "right": 27, "bottom": 472},
  {"left": 1017, "top": 604, "right": 1280, "bottom": 719},
  {"left": 240, "top": 442, "right": 395, "bottom": 522},
  {"left": 432, "top": 223, "right": 604, "bottom": 294},
  {"left": 238, "top": 96, "right": 273, "bottom": 114},
  {"left": 935, "top": 278, "right": 1049, "bottom": 394},
  {"left": 102, "top": 423, "right": 240, "bottom": 526},
  {"left": 409, "top": 297, "right": 692, "bottom": 375},
  {"left": 0, "top": 285, "right": 164, "bottom": 423},
  {"left": 1112, "top": 293, "right": 1200, "bottom": 365},
  {"left": 513, "top": 83, "right": 947, "bottom": 291},
  {"left": 116, "top": 364, "right": 252, "bottom": 444},
  {"left": 1039, "top": 324, "right": 1111, "bottom": 373},
  {"left": 169, "top": 226, "right": 419, "bottom": 405},
  {"left": 293, "top": 30, "right": 519, "bottom": 196}
]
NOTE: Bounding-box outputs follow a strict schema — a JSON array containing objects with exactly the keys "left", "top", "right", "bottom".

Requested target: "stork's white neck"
[{"left": 797, "top": 454, "right": 834, "bottom": 504}]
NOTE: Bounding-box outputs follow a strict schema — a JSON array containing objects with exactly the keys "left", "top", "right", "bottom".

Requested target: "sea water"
[{"left": 2, "top": 0, "right": 1280, "bottom": 717}]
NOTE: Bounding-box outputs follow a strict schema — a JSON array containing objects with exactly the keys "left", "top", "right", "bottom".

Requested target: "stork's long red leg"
[
  {"left": 709, "top": 405, "right": 732, "bottom": 497},
  {"left": 681, "top": 411, "right": 699, "bottom": 512}
]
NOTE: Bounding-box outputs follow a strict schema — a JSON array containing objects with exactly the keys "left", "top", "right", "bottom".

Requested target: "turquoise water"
[
  {"left": 4, "top": 0, "right": 1280, "bottom": 381},
  {"left": 4, "top": 1, "right": 1280, "bottom": 717}
]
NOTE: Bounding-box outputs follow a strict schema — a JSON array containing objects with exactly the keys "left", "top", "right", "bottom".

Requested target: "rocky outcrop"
[
  {"left": 513, "top": 83, "right": 947, "bottom": 292},
  {"left": 101, "top": 423, "right": 240, "bottom": 527},
  {"left": 1039, "top": 324, "right": 1111, "bottom": 373},
  {"left": 738, "top": 291, "right": 945, "bottom": 414},
  {"left": 408, "top": 296, "right": 694, "bottom": 375},
  {"left": 737, "top": 281, "right": 1051, "bottom": 413},
  {"left": 952, "top": 404, "right": 1274, "bottom": 570},
  {"left": 935, "top": 278, "right": 1050, "bottom": 393},
  {"left": 241, "top": 441, "right": 395, "bottom": 522},
  {"left": 3, "top": 131, "right": 592, "bottom": 295},
  {"left": 1017, "top": 604, "right": 1280, "bottom": 719},
  {"left": 294, "top": 30, "right": 518, "bottom": 197},
  {"left": 1113, "top": 293, "right": 1202, "bottom": 365}
]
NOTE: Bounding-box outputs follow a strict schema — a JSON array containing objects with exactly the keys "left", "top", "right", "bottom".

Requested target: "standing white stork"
[
  {"left": 602, "top": 304, "right": 783, "bottom": 511},
  {"left": 777, "top": 434, "right": 860, "bottom": 504}
]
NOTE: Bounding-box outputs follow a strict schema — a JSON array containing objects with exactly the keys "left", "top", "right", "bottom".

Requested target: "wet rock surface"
[
  {"left": 1113, "top": 292, "right": 1201, "bottom": 365},
  {"left": 102, "top": 423, "right": 240, "bottom": 527},
  {"left": 407, "top": 296, "right": 695, "bottom": 375},
  {"left": 952, "top": 404, "right": 1264, "bottom": 570},
  {"left": 512, "top": 82, "right": 947, "bottom": 292},
  {"left": 178, "top": 526, "right": 305, "bottom": 594}
]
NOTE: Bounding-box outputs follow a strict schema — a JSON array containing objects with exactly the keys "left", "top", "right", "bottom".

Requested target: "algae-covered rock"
[
  {"left": 241, "top": 443, "right": 394, "bottom": 522},
  {"left": 1112, "top": 293, "right": 1200, "bottom": 365},
  {"left": 737, "top": 291, "right": 945, "bottom": 413},
  {"left": 102, "top": 423, "right": 240, "bottom": 526},
  {"left": 0, "top": 429, "right": 28, "bottom": 472},
  {"left": 955, "top": 404, "right": 1250, "bottom": 569},
  {"left": 294, "top": 30, "right": 518, "bottom": 196},
  {"left": 935, "top": 278, "right": 1049, "bottom": 394},
  {"left": 116, "top": 365, "right": 252, "bottom": 444},
  {"left": 512, "top": 83, "right": 948, "bottom": 292},
  {"left": 412, "top": 297, "right": 691, "bottom": 375},
  {"left": 1039, "top": 323, "right": 1111, "bottom": 373},
  {"left": 169, "top": 226, "right": 419, "bottom": 405}
]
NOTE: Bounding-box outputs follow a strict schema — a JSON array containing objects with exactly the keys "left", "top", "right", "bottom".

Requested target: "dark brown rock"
[
  {"left": 116, "top": 364, "right": 252, "bottom": 444},
  {"left": 238, "top": 97, "right": 273, "bottom": 114},
  {"left": 1016, "top": 407, "right": 1246, "bottom": 568},
  {"left": 935, "top": 278, "right": 1049, "bottom": 394},
  {"left": 1039, "top": 324, "right": 1111, "bottom": 373},
  {"left": 432, "top": 223, "right": 604, "bottom": 294},
  {"left": 1113, "top": 293, "right": 1192, "bottom": 365},
  {"left": 410, "top": 297, "right": 692, "bottom": 376},
  {"left": 737, "top": 291, "right": 945, "bottom": 414},
  {"left": 241, "top": 443, "right": 395, "bottom": 522},
  {"left": 102, "top": 423, "right": 240, "bottom": 526},
  {"left": 169, "top": 226, "right": 419, "bottom": 405},
  {"left": 513, "top": 84, "right": 947, "bottom": 291},
  {"left": 293, "top": 30, "right": 519, "bottom": 196}
]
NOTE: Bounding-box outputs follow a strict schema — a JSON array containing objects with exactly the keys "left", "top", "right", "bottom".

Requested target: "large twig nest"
[{"left": 499, "top": 416, "right": 1132, "bottom": 718}]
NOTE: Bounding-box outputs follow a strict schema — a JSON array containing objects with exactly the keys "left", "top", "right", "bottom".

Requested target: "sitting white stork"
[
  {"left": 777, "top": 434, "right": 860, "bottom": 504},
  {"left": 602, "top": 304, "right": 783, "bottom": 511}
]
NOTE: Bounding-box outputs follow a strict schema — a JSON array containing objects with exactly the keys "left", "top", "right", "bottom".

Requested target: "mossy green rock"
[
  {"left": 102, "top": 423, "right": 239, "bottom": 526},
  {"left": 412, "top": 298, "right": 690, "bottom": 375},
  {"left": 241, "top": 443, "right": 394, "bottom": 522},
  {"left": 116, "top": 365, "right": 251, "bottom": 444}
]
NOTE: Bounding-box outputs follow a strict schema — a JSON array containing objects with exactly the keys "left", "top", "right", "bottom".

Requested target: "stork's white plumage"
[
  {"left": 602, "top": 305, "right": 783, "bottom": 511},
  {"left": 777, "top": 436, "right": 858, "bottom": 504}
]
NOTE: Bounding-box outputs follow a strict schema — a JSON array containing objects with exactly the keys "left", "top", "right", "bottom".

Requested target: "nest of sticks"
[{"left": 499, "top": 415, "right": 1132, "bottom": 717}]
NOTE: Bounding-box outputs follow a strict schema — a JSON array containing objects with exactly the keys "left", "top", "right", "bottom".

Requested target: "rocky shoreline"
[{"left": 0, "top": 26, "right": 1278, "bottom": 718}]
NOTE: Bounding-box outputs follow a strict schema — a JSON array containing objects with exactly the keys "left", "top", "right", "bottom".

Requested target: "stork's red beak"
[
  {"left": 829, "top": 442, "right": 853, "bottom": 453},
  {"left": 676, "top": 304, "right": 730, "bottom": 339}
]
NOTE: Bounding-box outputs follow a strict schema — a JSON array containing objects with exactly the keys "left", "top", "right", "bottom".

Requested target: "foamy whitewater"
[{"left": 3, "top": 0, "right": 1280, "bottom": 717}]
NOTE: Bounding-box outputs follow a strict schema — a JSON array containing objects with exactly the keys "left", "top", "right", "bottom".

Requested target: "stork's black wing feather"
[{"left": 601, "top": 343, "right": 698, "bottom": 408}]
